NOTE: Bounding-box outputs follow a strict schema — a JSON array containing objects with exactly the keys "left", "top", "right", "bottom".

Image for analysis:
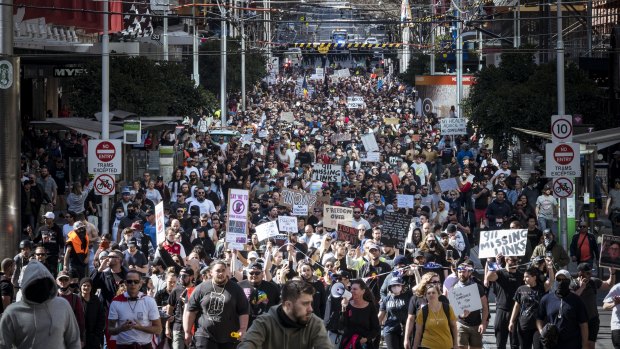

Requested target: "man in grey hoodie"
[{"left": 0, "top": 260, "right": 80, "bottom": 349}]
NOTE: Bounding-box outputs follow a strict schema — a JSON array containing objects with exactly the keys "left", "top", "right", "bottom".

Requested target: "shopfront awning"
[
  {"left": 31, "top": 116, "right": 183, "bottom": 139},
  {"left": 512, "top": 127, "right": 620, "bottom": 151}
]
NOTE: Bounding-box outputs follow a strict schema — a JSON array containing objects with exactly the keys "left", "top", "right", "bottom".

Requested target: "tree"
[
  {"left": 198, "top": 37, "right": 267, "bottom": 95},
  {"left": 462, "top": 50, "right": 612, "bottom": 151},
  {"left": 68, "top": 56, "right": 216, "bottom": 117},
  {"left": 398, "top": 52, "right": 430, "bottom": 84}
]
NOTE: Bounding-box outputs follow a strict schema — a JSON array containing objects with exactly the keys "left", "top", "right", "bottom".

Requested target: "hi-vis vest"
[{"left": 67, "top": 230, "right": 90, "bottom": 254}]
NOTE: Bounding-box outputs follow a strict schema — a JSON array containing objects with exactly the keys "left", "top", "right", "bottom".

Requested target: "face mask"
[
  {"left": 391, "top": 285, "right": 403, "bottom": 295},
  {"left": 210, "top": 178, "right": 215, "bottom": 182},
  {"left": 428, "top": 241, "right": 436, "bottom": 248},
  {"left": 116, "top": 213, "right": 124, "bottom": 219},
  {"left": 555, "top": 279, "right": 571, "bottom": 297},
  {"left": 544, "top": 238, "right": 551, "bottom": 246}
]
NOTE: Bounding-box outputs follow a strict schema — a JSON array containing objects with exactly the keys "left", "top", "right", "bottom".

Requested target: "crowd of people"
[{"left": 3, "top": 62, "right": 620, "bottom": 349}]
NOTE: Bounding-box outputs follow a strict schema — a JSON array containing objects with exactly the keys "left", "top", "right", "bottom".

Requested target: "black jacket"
[
  {"left": 90, "top": 266, "right": 128, "bottom": 306},
  {"left": 569, "top": 232, "right": 599, "bottom": 263},
  {"left": 82, "top": 295, "right": 106, "bottom": 349}
]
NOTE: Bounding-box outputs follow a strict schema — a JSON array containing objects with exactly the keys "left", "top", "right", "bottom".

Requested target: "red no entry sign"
[
  {"left": 95, "top": 141, "right": 116, "bottom": 162},
  {"left": 553, "top": 144, "right": 574, "bottom": 165}
]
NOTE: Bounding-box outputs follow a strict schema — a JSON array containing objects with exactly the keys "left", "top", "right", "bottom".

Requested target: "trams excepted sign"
[
  {"left": 88, "top": 140, "right": 122, "bottom": 175},
  {"left": 545, "top": 142, "right": 581, "bottom": 177}
]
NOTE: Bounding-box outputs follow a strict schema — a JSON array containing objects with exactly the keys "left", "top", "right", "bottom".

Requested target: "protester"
[
  {"left": 339, "top": 279, "right": 380, "bottom": 349},
  {"left": 411, "top": 283, "right": 458, "bottom": 349},
  {"left": 509, "top": 267, "right": 545, "bottom": 349},
  {"left": 378, "top": 277, "right": 413, "bottom": 349}
]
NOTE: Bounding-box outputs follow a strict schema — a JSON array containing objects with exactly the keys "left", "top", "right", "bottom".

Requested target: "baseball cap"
[
  {"left": 555, "top": 269, "right": 571, "bottom": 280},
  {"left": 393, "top": 255, "right": 409, "bottom": 266},
  {"left": 446, "top": 224, "right": 457, "bottom": 233},
  {"left": 122, "top": 187, "right": 131, "bottom": 194},
  {"left": 248, "top": 251, "right": 259, "bottom": 260},
  {"left": 180, "top": 266, "right": 194, "bottom": 276},
  {"left": 99, "top": 251, "right": 109, "bottom": 260},
  {"left": 73, "top": 221, "right": 86, "bottom": 230},
  {"left": 247, "top": 261, "right": 264, "bottom": 270},
  {"left": 577, "top": 263, "right": 593, "bottom": 273},
  {"left": 127, "top": 237, "right": 138, "bottom": 246},
  {"left": 43, "top": 212, "right": 55, "bottom": 219},
  {"left": 57, "top": 270, "right": 70, "bottom": 280},
  {"left": 367, "top": 242, "right": 379, "bottom": 251}
]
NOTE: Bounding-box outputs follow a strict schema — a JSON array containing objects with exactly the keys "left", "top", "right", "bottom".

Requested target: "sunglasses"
[
  {"left": 35, "top": 253, "right": 47, "bottom": 256},
  {"left": 248, "top": 271, "right": 262, "bottom": 276},
  {"left": 125, "top": 280, "right": 141, "bottom": 285}
]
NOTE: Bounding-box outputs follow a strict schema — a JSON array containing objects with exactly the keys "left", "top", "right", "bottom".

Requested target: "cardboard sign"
[
  {"left": 346, "top": 96, "right": 365, "bottom": 109},
  {"left": 448, "top": 283, "right": 483, "bottom": 316},
  {"left": 312, "top": 164, "right": 342, "bottom": 183},
  {"left": 381, "top": 212, "right": 412, "bottom": 249},
  {"left": 362, "top": 152, "right": 380, "bottom": 162},
  {"left": 361, "top": 133, "right": 379, "bottom": 152},
  {"left": 600, "top": 234, "right": 620, "bottom": 269},
  {"left": 155, "top": 202, "right": 165, "bottom": 244},
  {"left": 281, "top": 111, "right": 294, "bottom": 123},
  {"left": 293, "top": 204, "right": 308, "bottom": 216},
  {"left": 440, "top": 118, "right": 467, "bottom": 136},
  {"left": 278, "top": 216, "right": 298, "bottom": 233},
  {"left": 478, "top": 229, "right": 528, "bottom": 259},
  {"left": 397, "top": 194, "right": 414, "bottom": 208},
  {"left": 255, "top": 221, "right": 280, "bottom": 241},
  {"left": 279, "top": 188, "right": 323, "bottom": 211},
  {"left": 337, "top": 224, "right": 359, "bottom": 245},
  {"left": 335, "top": 68, "right": 350, "bottom": 77},
  {"left": 331, "top": 133, "right": 352, "bottom": 144},
  {"left": 323, "top": 205, "right": 353, "bottom": 229},
  {"left": 226, "top": 189, "right": 249, "bottom": 250},
  {"left": 438, "top": 178, "right": 460, "bottom": 193},
  {"left": 384, "top": 117, "right": 400, "bottom": 125}
]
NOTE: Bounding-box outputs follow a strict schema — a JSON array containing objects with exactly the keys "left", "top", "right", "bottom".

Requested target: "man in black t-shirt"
[
  {"left": 167, "top": 267, "right": 195, "bottom": 348},
  {"left": 486, "top": 255, "right": 523, "bottom": 349},
  {"left": 238, "top": 262, "right": 281, "bottom": 327}
]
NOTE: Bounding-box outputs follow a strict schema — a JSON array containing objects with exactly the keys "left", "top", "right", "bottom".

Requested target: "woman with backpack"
[
  {"left": 410, "top": 283, "right": 458, "bottom": 349},
  {"left": 378, "top": 278, "right": 413, "bottom": 349}
]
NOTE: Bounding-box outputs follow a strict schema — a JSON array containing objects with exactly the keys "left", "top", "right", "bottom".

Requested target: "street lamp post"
[
  {"left": 101, "top": 0, "right": 111, "bottom": 235},
  {"left": 241, "top": 20, "right": 246, "bottom": 111},
  {"left": 220, "top": 4, "right": 228, "bottom": 126}
]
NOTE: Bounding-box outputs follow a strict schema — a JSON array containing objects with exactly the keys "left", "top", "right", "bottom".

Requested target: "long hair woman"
[
  {"left": 340, "top": 279, "right": 380, "bottom": 349},
  {"left": 508, "top": 267, "right": 545, "bottom": 349},
  {"left": 411, "top": 283, "right": 458, "bottom": 349},
  {"left": 404, "top": 272, "right": 448, "bottom": 349}
]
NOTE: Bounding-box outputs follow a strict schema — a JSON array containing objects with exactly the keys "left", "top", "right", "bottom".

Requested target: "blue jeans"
[{"left": 538, "top": 217, "right": 557, "bottom": 234}]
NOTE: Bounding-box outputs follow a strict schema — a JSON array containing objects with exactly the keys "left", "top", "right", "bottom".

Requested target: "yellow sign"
[
  {"left": 317, "top": 45, "right": 329, "bottom": 54},
  {"left": 384, "top": 117, "right": 400, "bottom": 125}
]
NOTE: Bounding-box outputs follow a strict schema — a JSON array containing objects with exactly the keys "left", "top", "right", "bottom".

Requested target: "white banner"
[
  {"left": 361, "top": 133, "right": 379, "bottom": 152},
  {"left": 478, "top": 229, "right": 528, "bottom": 259},
  {"left": 440, "top": 118, "right": 467, "bottom": 135},
  {"left": 255, "top": 221, "right": 280, "bottom": 241},
  {"left": 323, "top": 205, "right": 353, "bottom": 229},
  {"left": 281, "top": 111, "right": 294, "bottom": 123},
  {"left": 278, "top": 216, "right": 298, "bottom": 233},
  {"left": 438, "top": 178, "right": 459, "bottom": 193},
  {"left": 362, "top": 152, "right": 380, "bottom": 162},
  {"left": 293, "top": 204, "right": 308, "bottom": 216},
  {"left": 346, "top": 96, "right": 365, "bottom": 109},
  {"left": 226, "top": 189, "right": 250, "bottom": 250},
  {"left": 155, "top": 202, "right": 165, "bottom": 244},
  {"left": 312, "top": 164, "right": 342, "bottom": 183},
  {"left": 448, "top": 283, "right": 482, "bottom": 316},
  {"left": 397, "top": 194, "right": 414, "bottom": 208}
]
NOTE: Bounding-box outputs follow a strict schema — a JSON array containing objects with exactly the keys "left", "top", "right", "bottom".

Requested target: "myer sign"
[{"left": 53, "top": 67, "right": 86, "bottom": 78}]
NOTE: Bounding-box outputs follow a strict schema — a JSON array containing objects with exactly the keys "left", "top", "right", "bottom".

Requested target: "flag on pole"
[{"left": 302, "top": 75, "right": 308, "bottom": 98}]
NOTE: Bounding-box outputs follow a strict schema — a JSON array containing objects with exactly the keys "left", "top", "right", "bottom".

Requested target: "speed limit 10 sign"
[{"left": 551, "top": 115, "right": 572, "bottom": 143}]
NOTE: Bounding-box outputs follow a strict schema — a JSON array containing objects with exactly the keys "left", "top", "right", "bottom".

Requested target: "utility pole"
[
  {"left": 557, "top": 0, "right": 568, "bottom": 248},
  {"left": 241, "top": 19, "right": 246, "bottom": 111},
  {"left": 0, "top": 0, "right": 22, "bottom": 260},
  {"left": 430, "top": 1, "right": 435, "bottom": 74},
  {"left": 220, "top": 3, "right": 227, "bottom": 126},
  {"left": 192, "top": 0, "right": 200, "bottom": 87},
  {"left": 455, "top": 0, "right": 463, "bottom": 117},
  {"left": 163, "top": 9, "right": 169, "bottom": 61},
  {"left": 101, "top": 0, "right": 111, "bottom": 235}
]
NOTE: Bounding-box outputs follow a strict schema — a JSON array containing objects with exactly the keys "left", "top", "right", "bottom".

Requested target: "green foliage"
[
  {"left": 198, "top": 37, "right": 267, "bottom": 94},
  {"left": 463, "top": 50, "right": 611, "bottom": 150},
  {"left": 68, "top": 56, "right": 216, "bottom": 117},
  {"left": 398, "top": 52, "right": 430, "bottom": 85}
]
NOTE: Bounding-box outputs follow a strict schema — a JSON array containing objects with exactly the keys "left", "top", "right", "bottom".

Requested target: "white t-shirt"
[
  {"left": 189, "top": 198, "right": 217, "bottom": 215},
  {"left": 108, "top": 292, "right": 160, "bottom": 345},
  {"left": 604, "top": 283, "right": 620, "bottom": 330}
]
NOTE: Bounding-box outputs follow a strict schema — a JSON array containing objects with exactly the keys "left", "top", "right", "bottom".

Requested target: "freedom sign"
[
  {"left": 312, "top": 164, "right": 342, "bottom": 182},
  {"left": 440, "top": 118, "right": 467, "bottom": 136},
  {"left": 278, "top": 216, "right": 298, "bottom": 233},
  {"left": 478, "top": 229, "right": 528, "bottom": 259},
  {"left": 323, "top": 205, "right": 353, "bottom": 229}
]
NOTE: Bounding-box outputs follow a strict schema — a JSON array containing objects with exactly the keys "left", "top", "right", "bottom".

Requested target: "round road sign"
[
  {"left": 553, "top": 177, "right": 573, "bottom": 198},
  {"left": 94, "top": 174, "right": 115, "bottom": 195},
  {"left": 551, "top": 118, "right": 572, "bottom": 141},
  {"left": 95, "top": 141, "right": 116, "bottom": 162},
  {"left": 553, "top": 144, "right": 574, "bottom": 165}
]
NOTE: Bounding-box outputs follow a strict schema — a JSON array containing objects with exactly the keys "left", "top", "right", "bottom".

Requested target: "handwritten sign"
[
  {"left": 362, "top": 152, "right": 380, "bottom": 162},
  {"left": 384, "top": 117, "right": 400, "bottom": 125},
  {"left": 281, "top": 111, "right": 294, "bottom": 123},
  {"left": 155, "top": 202, "right": 165, "bottom": 244},
  {"left": 278, "top": 216, "right": 298, "bottom": 233},
  {"left": 293, "top": 204, "right": 308, "bottom": 216},
  {"left": 478, "top": 229, "right": 528, "bottom": 259},
  {"left": 440, "top": 118, "right": 467, "bottom": 136},
  {"left": 397, "top": 194, "right": 414, "bottom": 208},
  {"left": 337, "top": 224, "right": 359, "bottom": 245},
  {"left": 438, "top": 178, "right": 459, "bottom": 193},
  {"left": 335, "top": 68, "right": 350, "bottom": 78},
  {"left": 323, "top": 205, "right": 353, "bottom": 229},
  {"left": 448, "top": 283, "right": 482, "bottom": 316},
  {"left": 346, "top": 96, "right": 365, "bottom": 109},
  {"left": 381, "top": 212, "right": 412, "bottom": 249},
  {"left": 361, "top": 133, "right": 379, "bottom": 152},
  {"left": 331, "top": 133, "right": 352, "bottom": 144},
  {"left": 226, "top": 189, "right": 249, "bottom": 250},
  {"left": 312, "top": 164, "right": 342, "bottom": 183},
  {"left": 255, "top": 221, "right": 280, "bottom": 241}
]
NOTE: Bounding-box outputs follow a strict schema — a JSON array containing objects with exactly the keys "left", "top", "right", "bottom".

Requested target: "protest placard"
[
  {"left": 362, "top": 152, "right": 380, "bottom": 162},
  {"left": 381, "top": 212, "right": 412, "bottom": 249},
  {"left": 335, "top": 68, "right": 350, "bottom": 78},
  {"left": 312, "top": 164, "right": 342, "bottom": 182},
  {"left": 293, "top": 204, "right": 308, "bottom": 216},
  {"left": 448, "top": 283, "right": 483, "bottom": 316},
  {"left": 384, "top": 118, "right": 400, "bottom": 125},
  {"left": 280, "top": 111, "right": 294, "bottom": 123},
  {"left": 438, "top": 177, "right": 459, "bottom": 193},
  {"left": 279, "top": 188, "right": 318, "bottom": 211},
  {"left": 397, "top": 194, "right": 414, "bottom": 208},
  {"left": 361, "top": 133, "right": 379, "bottom": 152},
  {"left": 440, "top": 118, "right": 467, "bottom": 136},
  {"left": 600, "top": 235, "right": 620, "bottom": 269},
  {"left": 323, "top": 205, "right": 353, "bottom": 229},
  {"left": 478, "top": 229, "right": 528, "bottom": 259},
  {"left": 255, "top": 221, "right": 280, "bottom": 241},
  {"left": 226, "top": 189, "right": 250, "bottom": 250},
  {"left": 258, "top": 130, "right": 268, "bottom": 138},
  {"left": 278, "top": 216, "right": 298, "bottom": 233},
  {"left": 155, "top": 202, "right": 165, "bottom": 244},
  {"left": 331, "top": 133, "right": 352, "bottom": 144},
  {"left": 346, "top": 96, "right": 365, "bottom": 109},
  {"left": 337, "top": 224, "right": 359, "bottom": 245}
]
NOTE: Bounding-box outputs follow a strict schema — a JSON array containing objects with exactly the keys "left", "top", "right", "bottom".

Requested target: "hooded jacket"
[
  {"left": 0, "top": 261, "right": 81, "bottom": 349},
  {"left": 238, "top": 305, "right": 333, "bottom": 349}
]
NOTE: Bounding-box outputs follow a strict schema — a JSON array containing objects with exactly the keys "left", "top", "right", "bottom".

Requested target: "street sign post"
[
  {"left": 94, "top": 174, "right": 116, "bottom": 196},
  {"left": 551, "top": 115, "right": 573, "bottom": 143},
  {"left": 553, "top": 177, "right": 573, "bottom": 199},
  {"left": 545, "top": 142, "right": 581, "bottom": 177},
  {"left": 88, "top": 140, "right": 122, "bottom": 175}
]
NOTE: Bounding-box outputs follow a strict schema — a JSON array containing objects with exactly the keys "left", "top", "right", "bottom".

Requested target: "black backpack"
[{"left": 420, "top": 302, "right": 453, "bottom": 341}]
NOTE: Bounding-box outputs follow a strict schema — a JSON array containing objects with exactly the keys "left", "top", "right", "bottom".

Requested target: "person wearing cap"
[
  {"left": 485, "top": 190, "right": 513, "bottom": 229},
  {"left": 57, "top": 270, "right": 87, "bottom": 346},
  {"left": 34, "top": 211, "right": 63, "bottom": 246},
  {"left": 238, "top": 262, "right": 281, "bottom": 327},
  {"left": 452, "top": 262, "right": 489, "bottom": 349},
  {"left": 123, "top": 237, "right": 148, "bottom": 275},
  {"left": 535, "top": 185, "right": 558, "bottom": 234},
  {"left": 530, "top": 229, "right": 570, "bottom": 269},
  {"left": 166, "top": 267, "right": 196, "bottom": 348},
  {"left": 238, "top": 280, "right": 332, "bottom": 349},
  {"left": 0, "top": 260, "right": 82, "bottom": 349},
  {"left": 378, "top": 277, "right": 412, "bottom": 349},
  {"left": 573, "top": 262, "right": 616, "bottom": 349},
  {"left": 536, "top": 269, "right": 589, "bottom": 349},
  {"left": 352, "top": 241, "right": 391, "bottom": 307},
  {"left": 184, "top": 158, "right": 200, "bottom": 180},
  {"left": 63, "top": 221, "right": 90, "bottom": 279},
  {"left": 485, "top": 255, "right": 523, "bottom": 349}
]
